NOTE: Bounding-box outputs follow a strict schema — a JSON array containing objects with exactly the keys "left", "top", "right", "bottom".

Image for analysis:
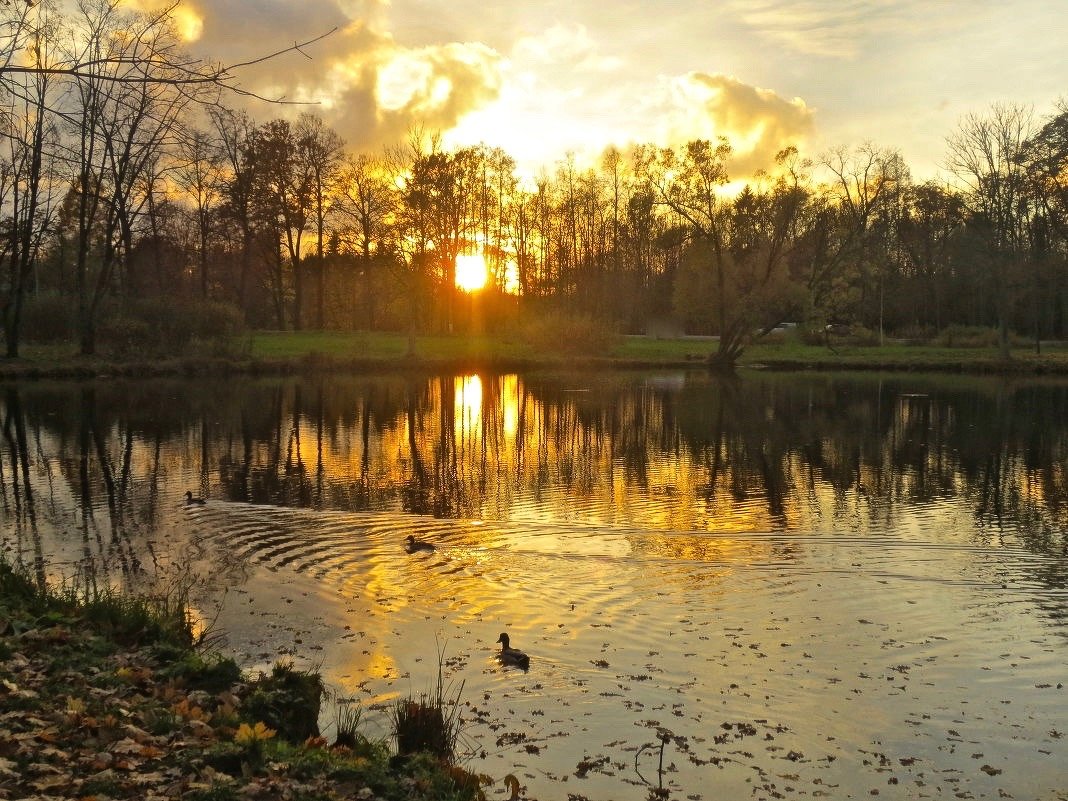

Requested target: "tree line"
[{"left": 3, "top": 1, "right": 1067, "bottom": 366}]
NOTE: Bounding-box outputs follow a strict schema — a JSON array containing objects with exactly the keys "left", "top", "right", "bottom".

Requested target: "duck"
[
  {"left": 185, "top": 491, "right": 206, "bottom": 505},
  {"left": 495, "top": 632, "right": 530, "bottom": 670},
  {"left": 405, "top": 534, "right": 435, "bottom": 553}
]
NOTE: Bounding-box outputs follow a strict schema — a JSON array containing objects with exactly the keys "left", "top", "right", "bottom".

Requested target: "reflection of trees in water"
[
  {"left": 2, "top": 386, "right": 45, "bottom": 584},
  {"left": 0, "top": 384, "right": 173, "bottom": 589},
  {"left": 2, "top": 373, "right": 1068, "bottom": 563}
]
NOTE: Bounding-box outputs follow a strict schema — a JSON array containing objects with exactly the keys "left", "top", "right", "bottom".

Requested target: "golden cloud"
[
  {"left": 328, "top": 38, "right": 502, "bottom": 148},
  {"left": 662, "top": 72, "right": 814, "bottom": 175},
  {"left": 118, "top": 0, "right": 204, "bottom": 41}
]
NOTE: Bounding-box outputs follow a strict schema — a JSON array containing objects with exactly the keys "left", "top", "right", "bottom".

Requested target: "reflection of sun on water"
[
  {"left": 501, "top": 374, "right": 519, "bottom": 437},
  {"left": 455, "top": 375, "right": 483, "bottom": 433},
  {"left": 455, "top": 253, "right": 488, "bottom": 292}
]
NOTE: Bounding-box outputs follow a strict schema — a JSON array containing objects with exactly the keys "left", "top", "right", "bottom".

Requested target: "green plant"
[
  {"left": 74, "top": 574, "right": 196, "bottom": 650},
  {"left": 159, "top": 650, "right": 242, "bottom": 694},
  {"left": 401, "top": 753, "right": 488, "bottom": 801},
  {"left": 333, "top": 700, "right": 364, "bottom": 749},
  {"left": 391, "top": 648, "right": 465, "bottom": 760},
  {"left": 242, "top": 662, "right": 324, "bottom": 743}
]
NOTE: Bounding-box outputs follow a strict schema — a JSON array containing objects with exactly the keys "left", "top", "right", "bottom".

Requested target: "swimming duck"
[
  {"left": 495, "top": 632, "right": 530, "bottom": 670},
  {"left": 405, "top": 534, "right": 435, "bottom": 553},
  {"left": 185, "top": 491, "right": 206, "bottom": 505}
]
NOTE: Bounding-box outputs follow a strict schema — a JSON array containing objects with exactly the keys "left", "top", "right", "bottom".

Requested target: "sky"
[{"left": 150, "top": 0, "right": 1066, "bottom": 179}]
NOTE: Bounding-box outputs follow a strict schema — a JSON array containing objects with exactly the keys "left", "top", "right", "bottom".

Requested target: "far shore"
[{"left": 3, "top": 331, "right": 1068, "bottom": 380}]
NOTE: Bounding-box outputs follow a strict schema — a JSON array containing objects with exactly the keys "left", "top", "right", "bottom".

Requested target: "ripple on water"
[{"left": 180, "top": 504, "right": 1068, "bottom": 801}]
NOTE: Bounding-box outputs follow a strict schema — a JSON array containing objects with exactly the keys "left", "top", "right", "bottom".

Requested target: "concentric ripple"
[{"left": 178, "top": 502, "right": 1068, "bottom": 801}]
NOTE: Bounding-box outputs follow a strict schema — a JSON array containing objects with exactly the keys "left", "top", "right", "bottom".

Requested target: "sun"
[{"left": 455, "top": 253, "right": 488, "bottom": 292}]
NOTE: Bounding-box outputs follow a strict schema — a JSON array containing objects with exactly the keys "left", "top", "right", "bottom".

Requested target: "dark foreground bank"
[{"left": 0, "top": 561, "right": 488, "bottom": 801}]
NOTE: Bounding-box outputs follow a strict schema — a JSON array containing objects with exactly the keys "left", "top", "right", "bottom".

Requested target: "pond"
[{"left": 2, "top": 369, "right": 1066, "bottom": 800}]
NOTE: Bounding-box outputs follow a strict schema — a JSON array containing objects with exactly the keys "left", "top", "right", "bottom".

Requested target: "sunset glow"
[
  {"left": 172, "top": 7, "right": 204, "bottom": 42},
  {"left": 455, "top": 253, "right": 488, "bottom": 292},
  {"left": 157, "top": 1, "right": 1066, "bottom": 180}
]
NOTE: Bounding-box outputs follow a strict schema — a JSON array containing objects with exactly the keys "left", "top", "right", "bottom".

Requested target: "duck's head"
[
  {"left": 406, "top": 535, "right": 416, "bottom": 545},
  {"left": 496, "top": 632, "right": 510, "bottom": 648}
]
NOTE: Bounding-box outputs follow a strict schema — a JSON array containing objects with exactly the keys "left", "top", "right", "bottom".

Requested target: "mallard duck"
[
  {"left": 405, "top": 534, "right": 435, "bottom": 553},
  {"left": 185, "top": 491, "right": 206, "bottom": 505},
  {"left": 496, "top": 632, "right": 530, "bottom": 670}
]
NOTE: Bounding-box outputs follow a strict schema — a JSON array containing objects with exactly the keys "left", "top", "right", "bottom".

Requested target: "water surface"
[{"left": 2, "top": 370, "right": 1066, "bottom": 800}]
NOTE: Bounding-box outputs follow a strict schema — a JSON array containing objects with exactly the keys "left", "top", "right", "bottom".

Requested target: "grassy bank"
[
  {"left": 3, "top": 331, "right": 1068, "bottom": 379},
  {"left": 0, "top": 561, "right": 486, "bottom": 801}
]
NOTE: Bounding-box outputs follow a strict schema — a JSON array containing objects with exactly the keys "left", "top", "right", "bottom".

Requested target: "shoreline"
[
  {"left": 2, "top": 355, "right": 1067, "bottom": 382},
  {"left": 4, "top": 334, "right": 1068, "bottom": 380}
]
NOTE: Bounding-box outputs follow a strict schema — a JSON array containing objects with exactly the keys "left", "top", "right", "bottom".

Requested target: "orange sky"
[{"left": 138, "top": 0, "right": 1065, "bottom": 179}]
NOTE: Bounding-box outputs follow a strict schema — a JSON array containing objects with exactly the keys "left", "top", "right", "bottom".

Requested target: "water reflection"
[
  {"left": 4, "top": 372, "right": 1068, "bottom": 560},
  {"left": 4, "top": 370, "right": 1068, "bottom": 799}
]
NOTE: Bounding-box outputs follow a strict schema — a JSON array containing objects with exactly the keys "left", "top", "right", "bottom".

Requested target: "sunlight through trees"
[{"left": 1, "top": 3, "right": 1067, "bottom": 365}]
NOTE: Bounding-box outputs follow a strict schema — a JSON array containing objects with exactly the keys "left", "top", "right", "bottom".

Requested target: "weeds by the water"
[
  {"left": 0, "top": 559, "right": 196, "bottom": 650},
  {"left": 333, "top": 699, "right": 363, "bottom": 748},
  {"left": 0, "top": 556, "right": 487, "bottom": 800},
  {"left": 392, "top": 644, "right": 466, "bottom": 760}
]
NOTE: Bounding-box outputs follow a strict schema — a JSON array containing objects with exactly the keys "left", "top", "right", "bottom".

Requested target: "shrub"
[
  {"left": 19, "top": 291, "right": 76, "bottom": 343},
  {"left": 895, "top": 324, "right": 937, "bottom": 344},
  {"left": 98, "top": 298, "right": 246, "bottom": 359},
  {"left": 242, "top": 662, "right": 324, "bottom": 743},
  {"left": 934, "top": 325, "right": 1027, "bottom": 349},
  {"left": 520, "top": 310, "right": 619, "bottom": 356},
  {"left": 160, "top": 651, "right": 243, "bottom": 694}
]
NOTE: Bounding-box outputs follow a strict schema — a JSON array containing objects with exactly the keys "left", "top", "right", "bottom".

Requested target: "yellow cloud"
[
  {"left": 374, "top": 42, "right": 501, "bottom": 120},
  {"left": 119, "top": 0, "right": 204, "bottom": 42},
  {"left": 662, "top": 72, "right": 814, "bottom": 174}
]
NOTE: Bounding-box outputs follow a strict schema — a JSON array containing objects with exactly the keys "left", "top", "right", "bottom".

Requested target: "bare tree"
[
  {"left": 295, "top": 113, "right": 344, "bottom": 328},
  {"left": 1, "top": 2, "right": 61, "bottom": 356},
  {"left": 210, "top": 106, "right": 261, "bottom": 315},
  {"left": 818, "top": 143, "right": 908, "bottom": 340},
  {"left": 334, "top": 152, "right": 395, "bottom": 328},
  {"left": 64, "top": 0, "right": 202, "bottom": 354},
  {"left": 946, "top": 103, "right": 1037, "bottom": 358},
  {"left": 173, "top": 127, "right": 223, "bottom": 299}
]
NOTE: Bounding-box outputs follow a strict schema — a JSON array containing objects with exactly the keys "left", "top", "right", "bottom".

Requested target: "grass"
[
  {"left": 7, "top": 329, "right": 1068, "bottom": 378},
  {"left": 247, "top": 330, "right": 1068, "bottom": 372},
  {"left": 743, "top": 338, "right": 1068, "bottom": 371},
  {"left": 391, "top": 646, "right": 466, "bottom": 761}
]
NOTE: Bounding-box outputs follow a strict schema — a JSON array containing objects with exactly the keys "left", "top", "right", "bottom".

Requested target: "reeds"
[{"left": 391, "top": 645, "right": 465, "bottom": 760}]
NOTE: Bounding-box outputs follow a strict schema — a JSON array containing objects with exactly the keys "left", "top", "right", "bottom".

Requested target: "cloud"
[
  {"left": 121, "top": 0, "right": 503, "bottom": 150},
  {"left": 726, "top": 0, "right": 921, "bottom": 59},
  {"left": 659, "top": 73, "right": 815, "bottom": 174},
  {"left": 335, "top": 39, "right": 503, "bottom": 148},
  {"left": 512, "top": 23, "right": 623, "bottom": 73},
  {"left": 119, "top": 0, "right": 813, "bottom": 177}
]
